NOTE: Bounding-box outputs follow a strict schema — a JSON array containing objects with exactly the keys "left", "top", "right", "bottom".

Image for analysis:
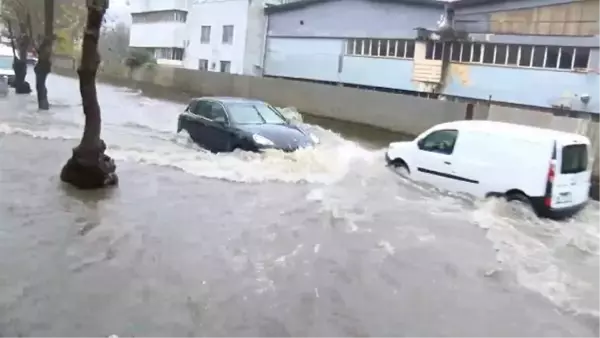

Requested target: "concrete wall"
[
  {"left": 52, "top": 55, "right": 469, "bottom": 136},
  {"left": 51, "top": 56, "right": 599, "bottom": 177}
]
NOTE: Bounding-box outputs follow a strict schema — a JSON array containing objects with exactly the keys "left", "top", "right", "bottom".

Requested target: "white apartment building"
[
  {"left": 129, "top": 0, "right": 191, "bottom": 67},
  {"left": 129, "top": 0, "right": 285, "bottom": 75}
]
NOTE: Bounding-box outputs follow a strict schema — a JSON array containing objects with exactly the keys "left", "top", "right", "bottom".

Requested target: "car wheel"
[{"left": 389, "top": 159, "right": 410, "bottom": 178}]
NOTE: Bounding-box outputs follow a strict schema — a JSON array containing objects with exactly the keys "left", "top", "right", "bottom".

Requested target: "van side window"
[{"left": 418, "top": 129, "right": 458, "bottom": 155}]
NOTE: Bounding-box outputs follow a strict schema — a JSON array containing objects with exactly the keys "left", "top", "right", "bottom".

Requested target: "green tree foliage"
[{"left": 1, "top": 0, "right": 86, "bottom": 56}]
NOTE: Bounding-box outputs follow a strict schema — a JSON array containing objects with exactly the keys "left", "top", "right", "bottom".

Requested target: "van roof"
[
  {"left": 0, "top": 45, "right": 12, "bottom": 56},
  {"left": 437, "top": 120, "right": 590, "bottom": 144}
]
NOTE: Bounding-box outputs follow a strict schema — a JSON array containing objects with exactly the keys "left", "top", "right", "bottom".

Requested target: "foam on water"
[
  {"left": 0, "top": 120, "right": 375, "bottom": 184},
  {"left": 303, "top": 153, "right": 599, "bottom": 318},
  {"left": 108, "top": 126, "right": 375, "bottom": 184},
  {"left": 472, "top": 198, "right": 600, "bottom": 318},
  {"left": 1, "top": 83, "right": 598, "bottom": 320}
]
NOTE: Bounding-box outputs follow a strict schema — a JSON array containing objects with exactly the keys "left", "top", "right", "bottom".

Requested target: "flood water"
[{"left": 0, "top": 73, "right": 598, "bottom": 336}]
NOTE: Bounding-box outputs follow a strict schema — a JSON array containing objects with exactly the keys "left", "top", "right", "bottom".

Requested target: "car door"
[
  {"left": 412, "top": 129, "right": 461, "bottom": 193},
  {"left": 182, "top": 99, "right": 213, "bottom": 149},
  {"left": 179, "top": 100, "right": 199, "bottom": 133},
  {"left": 203, "top": 101, "right": 236, "bottom": 152}
]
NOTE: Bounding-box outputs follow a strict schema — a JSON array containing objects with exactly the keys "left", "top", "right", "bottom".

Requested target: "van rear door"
[{"left": 551, "top": 141, "right": 590, "bottom": 209}]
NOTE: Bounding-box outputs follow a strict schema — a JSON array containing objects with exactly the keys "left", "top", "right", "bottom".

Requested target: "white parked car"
[{"left": 385, "top": 120, "right": 591, "bottom": 219}]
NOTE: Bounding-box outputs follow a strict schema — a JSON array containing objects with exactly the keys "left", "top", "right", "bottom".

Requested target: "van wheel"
[
  {"left": 505, "top": 192, "right": 536, "bottom": 218},
  {"left": 389, "top": 159, "right": 410, "bottom": 178}
]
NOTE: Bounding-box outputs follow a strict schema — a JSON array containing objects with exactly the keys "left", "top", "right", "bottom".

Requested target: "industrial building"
[{"left": 262, "top": 0, "right": 599, "bottom": 113}]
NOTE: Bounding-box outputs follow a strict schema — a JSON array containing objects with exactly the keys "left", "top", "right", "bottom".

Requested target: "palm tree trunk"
[
  {"left": 60, "top": 0, "right": 118, "bottom": 189},
  {"left": 34, "top": 0, "right": 55, "bottom": 110}
]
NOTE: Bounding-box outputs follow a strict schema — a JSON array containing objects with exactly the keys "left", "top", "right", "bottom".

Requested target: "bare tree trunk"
[
  {"left": 13, "top": 26, "right": 31, "bottom": 94},
  {"left": 5, "top": 20, "right": 18, "bottom": 88},
  {"left": 34, "top": 0, "right": 55, "bottom": 110},
  {"left": 60, "top": 0, "right": 118, "bottom": 189}
]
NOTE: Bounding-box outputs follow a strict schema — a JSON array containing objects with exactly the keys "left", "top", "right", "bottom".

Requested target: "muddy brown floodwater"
[{"left": 0, "top": 73, "right": 598, "bottom": 336}]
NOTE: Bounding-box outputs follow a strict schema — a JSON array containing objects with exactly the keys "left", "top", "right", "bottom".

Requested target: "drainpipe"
[
  {"left": 435, "top": 42, "right": 451, "bottom": 94},
  {"left": 434, "top": 3, "right": 455, "bottom": 95},
  {"left": 260, "top": 14, "right": 270, "bottom": 76}
]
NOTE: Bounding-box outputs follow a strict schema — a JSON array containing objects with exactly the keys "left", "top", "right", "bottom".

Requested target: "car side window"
[
  {"left": 185, "top": 100, "right": 198, "bottom": 113},
  {"left": 208, "top": 102, "right": 228, "bottom": 123},
  {"left": 193, "top": 100, "right": 211, "bottom": 118},
  {"left": 418, "top": 129, "right": 458, "bottom": 155}
]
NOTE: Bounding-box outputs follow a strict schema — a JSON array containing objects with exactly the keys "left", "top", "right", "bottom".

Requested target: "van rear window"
[
  {"left": 0, "top": 56, "right": 11, "bottom": 69},
  {"left": 561, "top": 144, "right": 588, "bottom": 174}
]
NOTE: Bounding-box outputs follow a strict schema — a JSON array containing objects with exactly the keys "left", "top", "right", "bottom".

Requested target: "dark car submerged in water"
[{"left": 177, "top": 97, "right": 320, "bottom": 153}]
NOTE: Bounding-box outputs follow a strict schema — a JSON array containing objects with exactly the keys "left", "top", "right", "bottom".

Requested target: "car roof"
[
  {"left": 436, "top": 120, "right": 590, "bottom": 144},
  {"left": 193, "top": 96, "right": 267, "bottom": 105}
]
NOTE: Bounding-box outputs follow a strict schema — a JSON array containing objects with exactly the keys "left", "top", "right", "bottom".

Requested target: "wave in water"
[
  {"left": 0, "top": 121, "right": 376, "bottom": 185},
  {"left": 472, "top": 198, "right": 600, "bottom": 318}
]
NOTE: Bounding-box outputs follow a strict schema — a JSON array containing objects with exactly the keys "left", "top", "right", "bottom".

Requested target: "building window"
[
  {"left": 222, "top": 25, "right": 234, "bottom": 44},
  {"left": 425, "top": 41, "right": 444, "bottom": 60},
  {"left": 201, "top": 26, "right": 211, "bottom": 44},
  {"left": 198, "top": 59, "right": 208, "bottom": 71},
  {"left": 425, "top": 41, "right": 590, "bottom": 71},
  {"left": 345, "top": 38, "right": 415, "bottom": 59},
  {"left": 219, "top": 61, "right": 231, "bottom": 73},
  {"left": 174, "top": 12, "right": 187, "bottom": 22},
  {"left": 153, "top": 48, "right": 184, "bottom": 61},
  {"left": 131, "top": 10, "right": 187, "bottom": 23}
]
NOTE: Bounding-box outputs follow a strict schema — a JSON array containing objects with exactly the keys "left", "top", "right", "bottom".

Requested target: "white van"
[
  {"left": 385, "top": 120, "right": 591, "bottom": 219},
  {"left": 0, "top": 45, "right": 15, "bottom": 90}
]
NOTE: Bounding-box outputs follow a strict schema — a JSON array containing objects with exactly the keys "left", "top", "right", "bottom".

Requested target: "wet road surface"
[{"left": 0, "top": 73, "right": 598, "bottom": 336}]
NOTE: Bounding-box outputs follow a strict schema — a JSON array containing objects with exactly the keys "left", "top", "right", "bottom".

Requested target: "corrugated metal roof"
[{"left": 264, "top": 0, "right": 514, "bottom": 14}]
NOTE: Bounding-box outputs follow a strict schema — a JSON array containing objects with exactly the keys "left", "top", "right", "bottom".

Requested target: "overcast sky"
[{"left": 106, "top": 0, "right": 132, "bottom": 25}]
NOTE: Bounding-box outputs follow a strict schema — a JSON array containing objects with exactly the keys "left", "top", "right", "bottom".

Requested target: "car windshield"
[
  {"left": 0, "top": 55, "right": 12, "bottom": 69},
  {"left": 226, "top": 102, "right": 287, "bottom": 125}
]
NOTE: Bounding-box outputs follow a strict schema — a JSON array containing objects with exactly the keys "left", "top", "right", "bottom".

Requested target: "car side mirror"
[
  {"left": 214, "top": 119, "right": 227, "bottom": 127},
  {"left": 417, "top": 139, "right": 425, "bottom": 149}
]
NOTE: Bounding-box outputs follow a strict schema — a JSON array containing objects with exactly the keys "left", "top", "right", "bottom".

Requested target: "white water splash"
[
  {"left": 472, "top": 198, "right": 600, "bottom": 318},
  {"left": 0, "top": 120, "right": 375, "bottom": 185}
]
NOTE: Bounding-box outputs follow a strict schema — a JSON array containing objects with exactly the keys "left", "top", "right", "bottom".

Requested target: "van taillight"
[
  {"left": 547, "top": 163, "right": 555, "bottom": 183},
  {"left": 544, "top": 162, "right": 555, "bottom": 207}
]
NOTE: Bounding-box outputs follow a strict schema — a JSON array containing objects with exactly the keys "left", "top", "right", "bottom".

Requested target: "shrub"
[{"left": 124, "top": 49, "right": 156, "bottom": 69}]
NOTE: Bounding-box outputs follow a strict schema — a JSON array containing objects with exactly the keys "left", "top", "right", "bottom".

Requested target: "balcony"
[
  {"left": 129, "top": 22, "right": 187, "bottom": 48},
  {"left": 130, "top": 0, "right": 189, "bottom": 13}
]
